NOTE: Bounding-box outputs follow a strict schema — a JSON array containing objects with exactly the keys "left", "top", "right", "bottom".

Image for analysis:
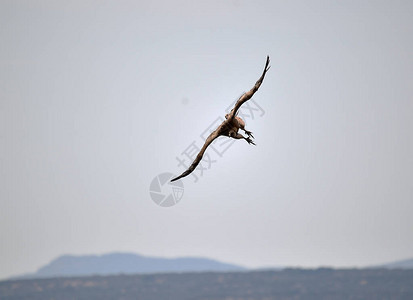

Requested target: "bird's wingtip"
[{"left": 170, "top": 176, "right": 180, "bottom": 182}]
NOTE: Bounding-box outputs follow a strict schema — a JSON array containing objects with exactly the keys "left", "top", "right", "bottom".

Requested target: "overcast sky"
[{"left": 1, "top": 0, "right": 412, "bottom": 280}]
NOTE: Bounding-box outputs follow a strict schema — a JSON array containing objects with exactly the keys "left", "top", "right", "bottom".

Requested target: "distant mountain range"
[
  {"left": 11, "top": 253, "right": 413, "bottom": 280},
  {"left": 380, "top": 258, "right": 413, "bottom": 269},
  {"left": 15, "top": 253, "right": 245, "bottom": 279}
]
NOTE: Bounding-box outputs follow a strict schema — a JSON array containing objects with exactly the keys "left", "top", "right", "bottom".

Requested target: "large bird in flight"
[{"left": 171, "top": 56, "right": 270, "bottom": 182}]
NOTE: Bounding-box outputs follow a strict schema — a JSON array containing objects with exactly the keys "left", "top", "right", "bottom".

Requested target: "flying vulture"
[{"left": 171, "top": 56, "right": 270, "bottom": 182}]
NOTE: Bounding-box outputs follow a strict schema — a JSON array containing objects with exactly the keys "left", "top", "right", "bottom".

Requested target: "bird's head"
[{"left": 225, "top": 109, "right": 238, "bottom": 119}]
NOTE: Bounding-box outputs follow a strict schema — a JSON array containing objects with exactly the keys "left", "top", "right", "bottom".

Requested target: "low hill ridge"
[{"left": 18, "top": 253, "right": 245, "bottom": 279}]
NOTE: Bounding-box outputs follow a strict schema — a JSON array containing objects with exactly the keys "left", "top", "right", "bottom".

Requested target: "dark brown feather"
[
  {"left": 170, "top": 126, "right": 223, "bottom": 182},
  {"left": 226, "top": 56, "right": 271, "bottom": 121}
]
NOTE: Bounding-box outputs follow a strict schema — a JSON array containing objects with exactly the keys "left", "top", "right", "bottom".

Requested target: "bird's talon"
[
  {"left": 246, "top": 137, "right": 256, "bottom": 145},
  {"left": 245, "top": 130, "right": 254, "bottom": 139}
]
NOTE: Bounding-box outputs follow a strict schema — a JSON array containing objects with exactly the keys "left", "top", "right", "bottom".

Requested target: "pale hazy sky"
[{"left": 1, "top": 0, "right": 412, "bottom": 280}]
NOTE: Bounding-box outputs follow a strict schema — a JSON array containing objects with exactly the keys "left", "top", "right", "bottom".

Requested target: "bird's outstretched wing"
[
  {"left": 227, "top": 56, "right": 271, "bottom": 120},
  {"left": 170, "top": 127, "right": 222, "bottom": 182}
]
